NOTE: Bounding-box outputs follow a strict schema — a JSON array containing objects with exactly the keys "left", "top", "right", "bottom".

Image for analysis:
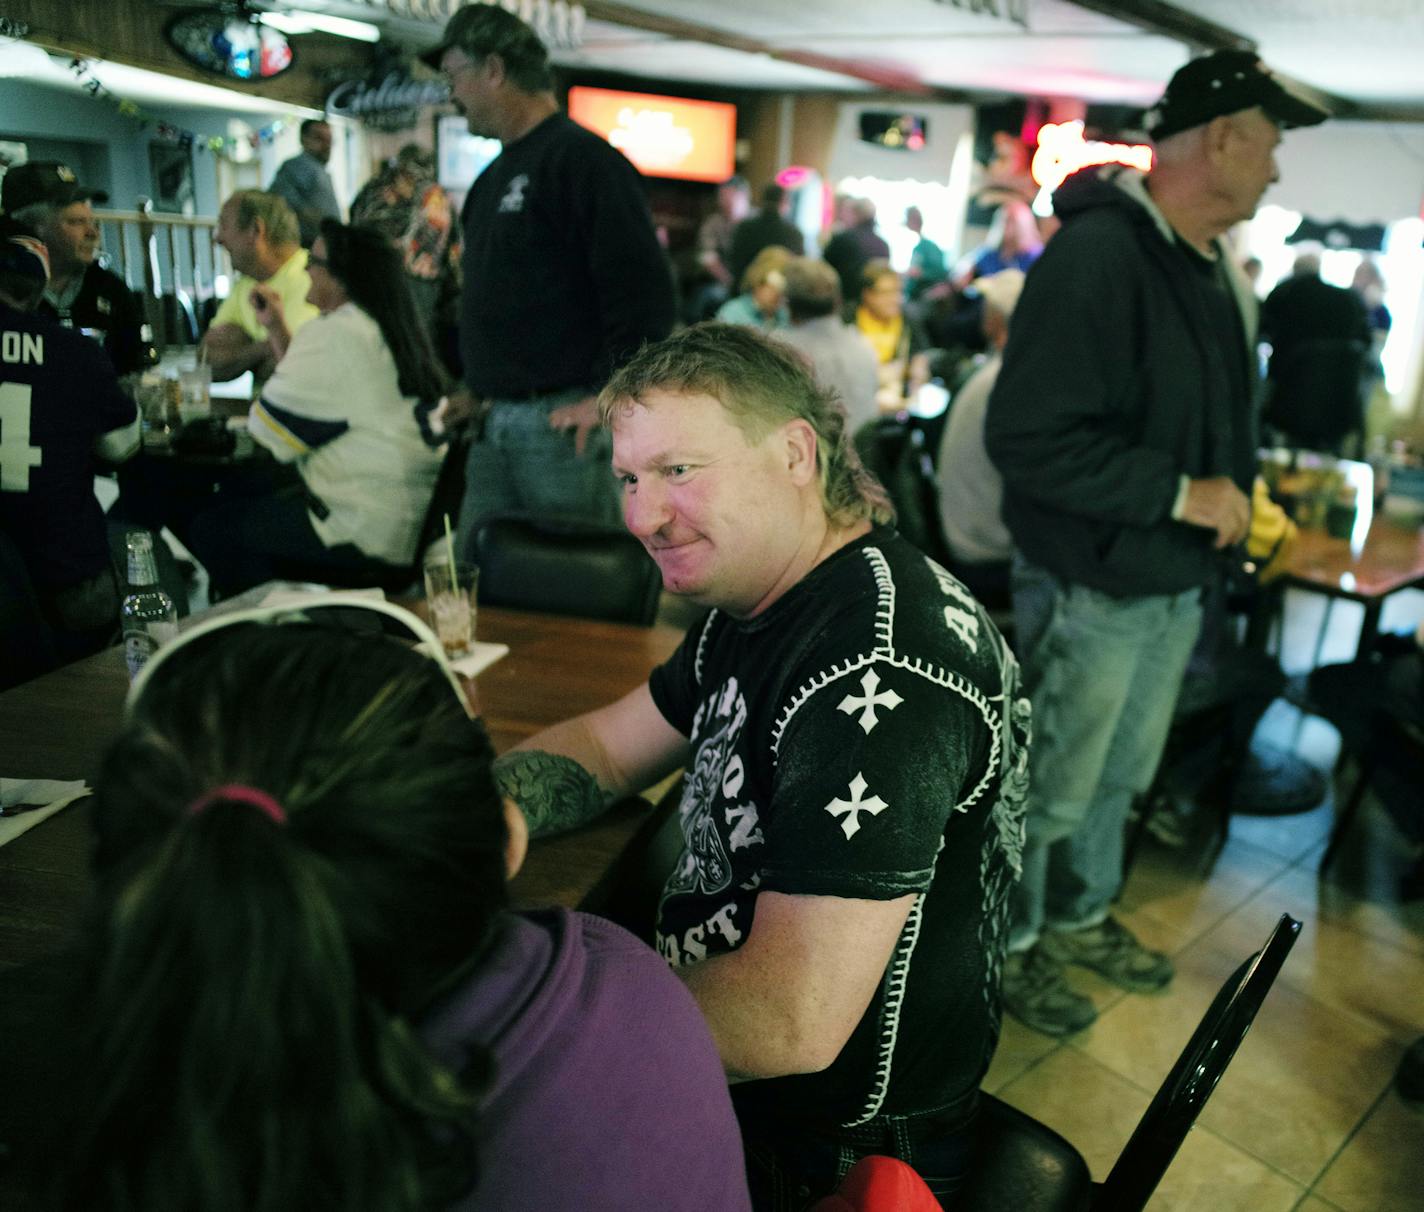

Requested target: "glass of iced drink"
[{"left": 423, "top": 557, "right": 478, "bottom": 658}]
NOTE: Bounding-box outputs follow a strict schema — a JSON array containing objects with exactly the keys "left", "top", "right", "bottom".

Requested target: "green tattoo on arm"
[{"left": 492, "top": 749, "right": 613, "bottom": 839}]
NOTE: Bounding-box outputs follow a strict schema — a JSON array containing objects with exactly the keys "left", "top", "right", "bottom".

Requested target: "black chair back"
[
  {"left": 472, "top": 517, "right": 662, "bottom": 626},
  {"left": 855, "top": 419, "right": 946, "bottom": 562},
  {"left": 159, "top": 291, "right": 199, "bottom": 347},
  {"left": 964, "top": 914, "right": 1300, "bottom": 1211},
  {"left": 1094, "top": 912, "right": 1302, "bottom": 1210}
]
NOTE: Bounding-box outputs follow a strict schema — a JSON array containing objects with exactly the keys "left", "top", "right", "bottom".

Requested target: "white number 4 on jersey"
[{"left": 0, "top": 383, "right": 41, "bottom": 492}]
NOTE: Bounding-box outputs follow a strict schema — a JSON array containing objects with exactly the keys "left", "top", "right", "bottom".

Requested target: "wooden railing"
[{"left": 95, "top": 205, "right": 225, "bottom": 348}]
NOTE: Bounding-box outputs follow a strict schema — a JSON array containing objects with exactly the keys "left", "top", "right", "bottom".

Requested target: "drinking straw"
[{"left": 443, "top": 513, "right": 459, "bottom": 592}]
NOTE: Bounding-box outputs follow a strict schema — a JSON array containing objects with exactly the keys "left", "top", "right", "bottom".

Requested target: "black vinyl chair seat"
[
  {"left": 957, "top": 1094, "right": 1092, "bottom": 1211},
  {"left": 472, "top": 516, "right": 661, "bottom": 626}
]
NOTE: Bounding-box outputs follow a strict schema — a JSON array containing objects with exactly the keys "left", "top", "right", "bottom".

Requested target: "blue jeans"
[
  {"left": 456, "top": 391, "right": 622, "bottom": 561},
  {"left": 1009, "top": 559, "right": 1203, "bottom": 950}
]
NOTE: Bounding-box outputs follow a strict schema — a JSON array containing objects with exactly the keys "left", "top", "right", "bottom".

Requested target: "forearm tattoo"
[{"left": 493, "top": 750, "right": 611, "bottom": 839}]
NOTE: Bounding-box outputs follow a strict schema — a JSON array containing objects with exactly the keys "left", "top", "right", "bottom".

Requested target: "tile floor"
[{"left": 985, "top": 587, "right": 1424, "bottom": 1210}]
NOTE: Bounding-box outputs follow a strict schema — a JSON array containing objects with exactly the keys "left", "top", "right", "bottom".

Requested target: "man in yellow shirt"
[{"left": 203, "top": 190, "right": 318, "bottom": 385}]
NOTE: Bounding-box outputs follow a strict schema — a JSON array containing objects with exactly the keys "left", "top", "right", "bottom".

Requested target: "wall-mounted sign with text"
[
  {"left": 327, "top": 70, "right": 450, "bottom": 132},
  {"left": 568, "top": 86, "right": 735, "bottom": 184}
]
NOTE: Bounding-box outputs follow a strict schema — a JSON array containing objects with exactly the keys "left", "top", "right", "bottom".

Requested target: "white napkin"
[
  {"left": 451, "top": 641, "right": 509, "bottom": 678},
  {"left": 0, "top": 778, "right": 91, "bottom": 848}
]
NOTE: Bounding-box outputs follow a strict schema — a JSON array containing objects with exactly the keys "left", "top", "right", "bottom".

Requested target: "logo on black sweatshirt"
[{"left": 498, "top": 174, "right": 529, "bottom": 213}]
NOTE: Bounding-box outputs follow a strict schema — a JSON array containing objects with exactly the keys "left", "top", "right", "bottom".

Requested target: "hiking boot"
[
  {"left": 1041, "top": 916, "right": 1174, "bottom": 993},
  {"left": 1001, "top": 945, "right": 1098, "bottom": 1037}
]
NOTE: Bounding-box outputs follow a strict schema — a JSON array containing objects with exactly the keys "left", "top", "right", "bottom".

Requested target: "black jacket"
[
  {"left": 38, "top": 263, "right": 150, "bottom": 378},
  {"left": 984, "top": 165, "right": 1258, "bottom": 598}
]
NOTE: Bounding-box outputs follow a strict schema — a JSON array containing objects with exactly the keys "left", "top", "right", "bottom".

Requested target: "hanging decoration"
[
  {"left": 931, "top": 0, "right": 1028, "bottom": 31},
  {"left": 65, "top": 56, "right": 287, "bottom": 160}
]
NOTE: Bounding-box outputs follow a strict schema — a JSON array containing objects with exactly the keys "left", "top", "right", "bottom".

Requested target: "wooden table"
[
  {"left": 0, "top": 607, "right": 685, "bottom": 973},
  {"left": 1283, "top": 513, "right": 1424, "bottom": 659}
]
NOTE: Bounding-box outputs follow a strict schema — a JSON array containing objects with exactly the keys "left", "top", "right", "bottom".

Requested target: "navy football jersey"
[{"left": 1, "top": 302, "right": 137, "bottom": 589}]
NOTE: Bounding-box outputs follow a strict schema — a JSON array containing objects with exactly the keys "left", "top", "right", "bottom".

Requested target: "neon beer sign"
[{"left": 1031, "top": 120, "right": 1153, "bottom": 196}]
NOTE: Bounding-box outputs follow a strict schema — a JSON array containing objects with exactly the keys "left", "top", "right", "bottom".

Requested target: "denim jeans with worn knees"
[
  {"left": 1009, "top": 559, "right": 1203, "bottom": 950},
  {"left": 456, "top": 391, "right": 623, "bottom": 561}
]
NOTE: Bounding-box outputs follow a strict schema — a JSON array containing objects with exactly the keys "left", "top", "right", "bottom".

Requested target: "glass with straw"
[{"left": 423, "top": 515, "right": 478, "bottom": 658}]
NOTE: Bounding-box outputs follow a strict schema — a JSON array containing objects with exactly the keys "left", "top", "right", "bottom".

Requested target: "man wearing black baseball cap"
[
  {"left": 1, "top": 160, "right": 152, "bottom": 378},
  {"left": 1144, "top": 48, "right": 1329, "bottom": 142},
  {"left": 984, "top": 49, "right": 1327, "bottom": 1037}
]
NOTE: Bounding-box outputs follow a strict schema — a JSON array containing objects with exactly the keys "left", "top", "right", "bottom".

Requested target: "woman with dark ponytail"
[{"left": 50, "top": 609, "right": 750, "bottom": 1211}]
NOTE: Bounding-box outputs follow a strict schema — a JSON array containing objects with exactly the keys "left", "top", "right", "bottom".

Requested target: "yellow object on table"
[{"left": 1248, "top": 477, "right": 1297, "bottom": 583}]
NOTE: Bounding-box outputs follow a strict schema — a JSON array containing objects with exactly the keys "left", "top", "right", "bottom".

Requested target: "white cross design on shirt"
[
  {"left": 825, "top": 772, "right": 889, "bottom": 840},
  {"left": 837, "top": 668, "right": 903, "bottom": 734}
]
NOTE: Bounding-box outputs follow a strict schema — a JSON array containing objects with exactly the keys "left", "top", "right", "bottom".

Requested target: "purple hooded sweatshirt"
[{"left": 421, "top": 907, "right": 751, "bottom": 1211}]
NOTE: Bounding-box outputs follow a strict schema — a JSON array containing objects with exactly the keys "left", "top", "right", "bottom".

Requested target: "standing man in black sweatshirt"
[
  {"left": 984, "top": 50, "right": 1326, "bottom": 1037},
  {"left": 424, "top": 4, "right": 675, "bottom": 550}
]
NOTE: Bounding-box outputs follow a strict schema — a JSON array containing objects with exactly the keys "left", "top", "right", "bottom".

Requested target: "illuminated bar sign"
[
  {"left": 1031, "top": 120, "right": 1153, "bottom": 195},
  {"left": 568, "top": 86, "right": 735, "bottom": 183}
]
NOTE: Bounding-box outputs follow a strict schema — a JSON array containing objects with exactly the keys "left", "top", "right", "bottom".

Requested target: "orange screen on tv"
[{"left": 568, "top": 86, "right": 736, "bottom": 183}]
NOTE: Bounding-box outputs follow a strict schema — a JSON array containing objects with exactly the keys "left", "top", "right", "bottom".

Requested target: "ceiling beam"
[
  {"left": 580, "top": 1, "right": 953, "bottom": 96},
  {"left": 1066, "top": 1, "right": 1376, "bottom": 119},
  {"left": 1063, "top": 0, "right": 1253, "bottom": 53}
]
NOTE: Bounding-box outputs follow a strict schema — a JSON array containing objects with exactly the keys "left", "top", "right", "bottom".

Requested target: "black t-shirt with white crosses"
[{"left": 648, "top": 526, "right": 1030, "bottom": 1130}]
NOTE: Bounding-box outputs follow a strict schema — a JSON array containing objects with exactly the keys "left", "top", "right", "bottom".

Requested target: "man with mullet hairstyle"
[{"left": 494, "top": 323, "right": 1028, "bottom": 1209}]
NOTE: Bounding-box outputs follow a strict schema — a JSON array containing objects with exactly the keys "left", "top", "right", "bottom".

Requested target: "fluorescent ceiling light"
[
  {"left": 259, "top": 12, "right": 382, "bottom": 43},
  {"left": 4, "top": 48, "right": 321, "bottom": 117}
]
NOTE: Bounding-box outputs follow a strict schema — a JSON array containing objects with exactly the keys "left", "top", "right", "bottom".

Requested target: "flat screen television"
[
  {"left": 567, "top": 86, "right": 735, "bottom": 183},
  {"left": 859, "top": 111, "right": 928, "bottom": 152}
]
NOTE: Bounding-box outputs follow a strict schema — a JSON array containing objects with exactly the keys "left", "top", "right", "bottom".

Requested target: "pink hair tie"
[{"left": 186, "top": 784, "right": 288, "bottom": 826}]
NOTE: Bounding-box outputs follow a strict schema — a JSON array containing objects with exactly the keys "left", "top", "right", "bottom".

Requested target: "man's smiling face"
[{"left": 611, "top": 389, "right": 810, "bottom": 618}]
